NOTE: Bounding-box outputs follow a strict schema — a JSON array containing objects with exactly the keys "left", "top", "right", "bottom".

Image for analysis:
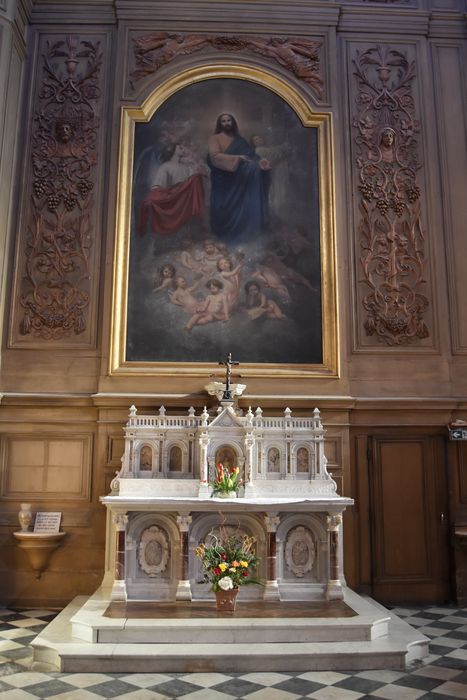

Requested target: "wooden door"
[{"left": 368, "top": 435, "right": 451, "bottom": 604}]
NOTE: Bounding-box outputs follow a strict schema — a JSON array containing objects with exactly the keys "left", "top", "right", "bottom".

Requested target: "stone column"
[
  {"left": 326, "top": 513, "right": 343, "bottom": 600},
  {"left": 263, "top": 513, "right": 281, "bottom": 601},
  {"left": 244, "top": 434, "right": 255, "bottom": 497},
  {"left": 176, "top": 514, "right": 193, "bottom": 600},
  {"left": 198, "top": 419, "right": 210, "bottom": 497},
  {"left": 111, "top": 512, "right": 128, "bottom": 601}
]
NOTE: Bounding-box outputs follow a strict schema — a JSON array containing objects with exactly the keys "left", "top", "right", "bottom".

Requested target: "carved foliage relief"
[
  {"left": 353, "top": 45, "right": 430, "bottom": 346},
  {"left": 16, "top": 35, "right": 104, "bottom": 341},
  {"left": 130, "top": 33, "right": 324, "bottom": 100}
]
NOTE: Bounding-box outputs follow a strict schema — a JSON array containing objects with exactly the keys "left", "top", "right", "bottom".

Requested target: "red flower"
[
  {"left": 220, "top": 553, "right": 227, "bottom": 560},
  {"left": 214, "top": 567, "right": 221, "bottom": 575},
  {"left": 242, "top": 570, "right": 248, "bottom": 577}
]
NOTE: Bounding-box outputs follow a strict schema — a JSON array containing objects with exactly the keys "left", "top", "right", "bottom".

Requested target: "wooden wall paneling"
[
  {"left": 1, "top": 434, "right": 92, "bottom": 500},
  {"left": 458, "top": 443, "right": 467, "bottom": 507},
  {"left": 0, "top": 7, "right": 27, "bottom": 355},
  {"left": 352, "top": 433, "right": 372, "bottom": 594},
  {"left": 431, "top": 41, "right": 467, "bottom": 355}
]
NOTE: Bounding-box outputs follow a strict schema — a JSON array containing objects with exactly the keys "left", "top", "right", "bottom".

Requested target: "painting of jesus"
[{"left": 125, "top": 77, "right": 323, "bottom": 365}]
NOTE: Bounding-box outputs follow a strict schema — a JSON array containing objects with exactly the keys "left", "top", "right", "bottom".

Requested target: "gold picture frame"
[{"left": 110, "top": 64, "right": 338, "bottom": 379}]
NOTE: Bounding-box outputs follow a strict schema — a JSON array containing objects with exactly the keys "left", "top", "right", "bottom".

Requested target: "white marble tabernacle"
[{"left": 101, "top": 393, "right": 353, "bottom": 603}]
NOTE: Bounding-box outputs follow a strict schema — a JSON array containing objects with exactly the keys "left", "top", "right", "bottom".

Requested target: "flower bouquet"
[
  {"left": 210, "top": 462, "right": 242, "bottom": 497},
  {"left": 195, "top": 525, "right": 260, "bottom": 610}
]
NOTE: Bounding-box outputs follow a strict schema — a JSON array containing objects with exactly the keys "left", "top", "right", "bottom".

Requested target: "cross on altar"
[{"left": 218, "top": 352, "right": 239, "bottom": 401}]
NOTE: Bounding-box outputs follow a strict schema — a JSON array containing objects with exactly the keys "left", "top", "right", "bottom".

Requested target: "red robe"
[{"left": 138, "top": 173, "right": 205, "bottom": 235}]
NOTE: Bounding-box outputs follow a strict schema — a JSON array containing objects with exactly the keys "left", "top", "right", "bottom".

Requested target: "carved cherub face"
[
  {"left": 56, "top": 121, "right": 74, "bottom": 143},
  {"left": 381, "top": 128, "right": 395, "bottom": 148}
]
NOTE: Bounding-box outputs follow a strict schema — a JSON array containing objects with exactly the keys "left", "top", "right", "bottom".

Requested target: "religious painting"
[{"left": 112, "top": 66, "right": 337, "bottom": 375}]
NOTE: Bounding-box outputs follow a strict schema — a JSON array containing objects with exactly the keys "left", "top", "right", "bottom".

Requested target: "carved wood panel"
[
  {"left": 129, "top": 32, "right": 324, "bottom": 101},
  {"left": 351, "top": 44, "right": 431, "bottom": 347},
  {"left": 11, "top": 32, "right": 108, "bottom": 345}
]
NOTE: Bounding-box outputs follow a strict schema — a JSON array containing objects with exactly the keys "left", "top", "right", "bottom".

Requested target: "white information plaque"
[{"left": 34, "top": 512, "right": 62, "bottom": 533}]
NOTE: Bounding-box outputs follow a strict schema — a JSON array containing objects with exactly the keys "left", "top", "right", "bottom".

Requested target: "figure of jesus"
[{"left": 207, "top": 113, "right": 270, "bottom": 243}]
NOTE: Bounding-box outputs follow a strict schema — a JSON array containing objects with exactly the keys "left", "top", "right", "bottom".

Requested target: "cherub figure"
[
  {"left": 168, "top": 276, "right": 200, "bottom": 313},
  {"left": 244, "top": 280, "right": 286, "bottom": 320},
  {"left": 185, "top": 278, "right": 229, "bottom": 332},
  {"left": 153, "top": 263, "right": 176, "bottom": 292},
  {"left": 216, "top": 254, "right": 244, "bottom": 311},
  {"left": 251, "top": 260, "right": 290, "bottom": 302},
  {"left": 197, "top": 239, "right": 226, "bottom": 275},
  {"left": 179, "top": 242, "right": 203, "bottom": 274}
]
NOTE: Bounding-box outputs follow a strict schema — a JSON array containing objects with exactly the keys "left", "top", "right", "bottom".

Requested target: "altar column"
[
  {"left": 244, "top": 431, "right": 255, "bottom": 497},
  {"left": 263, "top": 513, "right": 281, "bottom": 601},
  {"left": 176, "top": 513, "right": 193, "bottom": 600},
  {"left": 326, "top": 514, "right": 343, "bottom": 600},
  {"left": 111, "top": 512, "right": 128, "bottom": 601},
  {"left": 198, "top": 407, "right": 210, "bottom": 497}
]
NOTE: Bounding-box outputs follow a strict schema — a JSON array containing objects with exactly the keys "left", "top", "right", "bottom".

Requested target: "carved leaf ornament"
[
  {"left": 353, "top": 45, "right": 429, "bottom": 345},
  {"left": 19, "top": 35, "right": 102, "bottom": 339}
]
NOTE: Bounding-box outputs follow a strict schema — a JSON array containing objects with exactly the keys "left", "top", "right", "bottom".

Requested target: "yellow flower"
[
  {"left": 240, "top": 560, "right": 248, "bottom": 568},
  {"left": 229, "top": 567, "right": 236, "bottom": 573},
  {"left": 219, "top": 562, "right": 227, "bottom": 572}
]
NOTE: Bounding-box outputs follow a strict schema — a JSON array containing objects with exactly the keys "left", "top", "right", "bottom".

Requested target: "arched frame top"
[{"left": 110, "top": 63, "right": 338, "bottom": 379}]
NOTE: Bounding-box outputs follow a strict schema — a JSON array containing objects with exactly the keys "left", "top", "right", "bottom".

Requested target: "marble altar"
[{"left": 101, "top": 388, "right": 353, "bottom": 604}]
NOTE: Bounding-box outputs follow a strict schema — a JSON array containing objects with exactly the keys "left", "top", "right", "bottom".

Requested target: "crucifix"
[{"left": 219, "top": 352, "right": 239, "bottom": 401}]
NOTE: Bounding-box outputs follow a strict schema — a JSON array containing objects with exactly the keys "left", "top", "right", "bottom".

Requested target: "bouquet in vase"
[{"left": 195, "top": 524, "right": 260, "bottom": 592}]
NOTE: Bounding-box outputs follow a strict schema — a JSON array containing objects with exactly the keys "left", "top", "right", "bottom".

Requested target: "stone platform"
[{"left": 31, "top": 587, "right": 429, "bottom": 673}]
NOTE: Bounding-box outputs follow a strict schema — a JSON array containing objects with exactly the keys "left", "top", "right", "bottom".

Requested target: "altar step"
[
  {"left": 31, "top": 588, "right": 429, "bottom": 673},
  {"left": 71, "top": 598, "right": 390, "bottom": 645}
]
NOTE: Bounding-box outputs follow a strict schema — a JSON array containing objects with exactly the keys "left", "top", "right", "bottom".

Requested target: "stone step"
[
  {"left": 31, "top": 590, "right": 429, "bottom": 673},
  {"left": 34, "top": 638, "right": 411, "bottom": 673},
  {"left": 69, "top": 588, "right": 390, "bottom": 645}
]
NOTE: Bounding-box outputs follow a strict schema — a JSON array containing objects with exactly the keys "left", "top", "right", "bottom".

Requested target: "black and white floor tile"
[{"left": 0, "top": 604, "right": 466, "bottom": 699}]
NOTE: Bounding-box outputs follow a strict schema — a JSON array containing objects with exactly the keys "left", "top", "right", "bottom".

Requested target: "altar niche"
[{"left": 101, "top": 396, "right": 353, "bottom": 603}]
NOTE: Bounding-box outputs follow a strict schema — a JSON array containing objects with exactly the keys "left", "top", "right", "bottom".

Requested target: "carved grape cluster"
[
  {"left": 406, "top": 185, "right": 420, "bottom": 203},
  {"left": 64, "top": 194, "right": 78, "bottom": 211},
  {"left": 376, "top": 198, "right": 389, "bottom": 214},
  {"left": 359, "top": 182, "right": 374, "bottom": 201},
  {"left": 77, "top": 180, "right": 93, "bottom": 198},
  {"left": 390, "top": 199, "right": 405, "bottom": 216},
  {"left": 47, "top": 195, "right": 60, "bottom": 211},
  {"left": 33, "top": 179, "right": 47, "bottom": 198}
]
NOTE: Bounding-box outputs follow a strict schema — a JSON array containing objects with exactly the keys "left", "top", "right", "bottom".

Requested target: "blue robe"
[{"left": 208, "top": 135, "right": 270, "bottom": 243}]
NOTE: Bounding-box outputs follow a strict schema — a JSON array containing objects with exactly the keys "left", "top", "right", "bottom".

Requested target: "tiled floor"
[{"left": 0, "top": 604, "right": 466, "bottom": 699}]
